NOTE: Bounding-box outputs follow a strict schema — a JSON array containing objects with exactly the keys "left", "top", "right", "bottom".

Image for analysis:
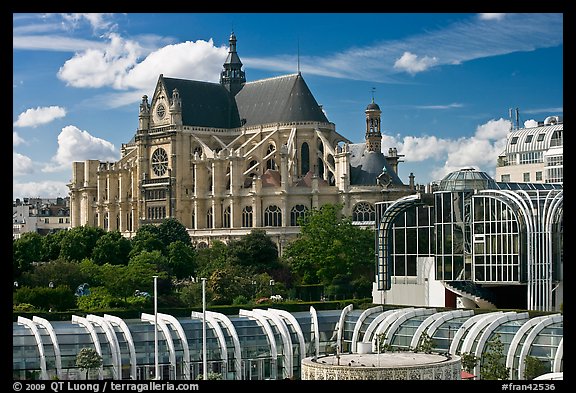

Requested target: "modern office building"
[
  {"left": 372, "top": 168, "right": 563, "bottom": 312},
  {"left": 67, "top": 32, "right": 415, "bottom": 249},
  {"left": 495, "top": 115, "right": 563, "bottom": 184},
  {"left": 13, "top": 305, "right": 562, "bottom": 380}
]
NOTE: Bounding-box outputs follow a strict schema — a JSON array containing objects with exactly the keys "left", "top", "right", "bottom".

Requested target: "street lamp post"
[
  {"left": 201, "top": 277, "right": 207, "bottom": 380},
  {"left": 153, "top": 275, "right": 159, "bottom": 380}
]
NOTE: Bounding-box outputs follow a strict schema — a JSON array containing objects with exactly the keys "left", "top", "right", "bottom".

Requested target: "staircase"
[{"left": 443, "top": 280, "right": 497, "bottom": 309}]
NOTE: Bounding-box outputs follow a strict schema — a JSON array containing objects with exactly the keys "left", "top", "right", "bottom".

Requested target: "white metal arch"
[
  {"left": 158, "top": 313, "right": 190, "bottom": 380},
  {"left": 191, "top": 311, "right": 228, "bottom": 379},
  {"left": 553, "top": 337, "right": 563, "bottom": 373},
  {"left": 239, "top": 309, "right": 278, "bottom": 380},
  {"left": 410, "top": 309, "right": 474, "bottom": 351},
  {"left": 451, "top": 311, "right": 502, "bottom": 355},
  {"left": 386, "top": 308, "right": 436, "bottom": 349},
  {"left": 309, "top": 306, "right": 320, "bottom": 358},
  {"left": 506, "top": 315, "right": 550, "bottom": 379},
  {"left": 71, "top": 315, "right": 104, "bottom": 379},
  {"left": 472, "top": 312, "right": 530, "bottom": 379},
  {"left": 517, "top": 313, "right": 563, "bottom": 380},
  {"left": 254, "top": 309, "right": 293, "bottom": 379},
  {"left": 141, "top": 313, "right": 176, "bottom": 378},
  {"left": 86, "top": 314, "right": 121, "bottom": 380},
  {"left": 104, "top": 314, "right": 137, "bottom": 380},
  {"left": 363, "top": 308, "right": 408, "bottom": 346},
  {"left": 372, "top": 308, "right": 416, "bottom": 351},
  {"left": 32, "top": 316, "right": 63, "bottom": 380},
  {"left": 269, "top": 309, "right": 307, "bottom": 361},
  {"left": 351, "top": 306, "right": 382, "bottom": 353},
  {"left": 206, "top": 311, "right": 242, "bottom": 380},
  {"left": 17, "top": 316, "right": 48, "bottom": 380},
  {"left": 336, "top": 304, "right": 353, "bottom": 354}
]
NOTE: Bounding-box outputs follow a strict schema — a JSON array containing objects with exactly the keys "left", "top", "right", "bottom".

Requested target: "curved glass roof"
[{"left": 438, "top": 167, "right": 498, "bottom": 191}]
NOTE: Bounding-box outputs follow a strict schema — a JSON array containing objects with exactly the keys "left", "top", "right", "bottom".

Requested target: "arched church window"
[
  {"left": 301, "top": 142, "right": 310, "bottom": 175},
  {"left": 353, "top": 202, "right": 376, "bottom": 222},
  {"left": 223, "top": 206, "right": 231, "bottom": 228},
  {"left": 242, "top": 206, "right": 253, "bottom": 227},
  {"left": 290, "top": 204, "right": 308, "bottom": 226},
  {"left": 207, "top": 208, "right": 213, "bottom": 228},
  {"left": 264, "top": 205, "right": 282, "bottom": 227}
]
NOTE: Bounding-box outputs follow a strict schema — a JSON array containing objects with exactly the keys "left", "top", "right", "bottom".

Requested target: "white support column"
[
  {"left": 141, "top": 313, "right": 177, "bottom": 379},
  {"left": 32, "top": 316, "right": 63, "bottom": 380},
  {"left": 254, "top": 309, "right": 293, "bottom": 379},
  {"left": 158, "top": 313, "right": 191, "bottom": 380},
  {"left": 71, "top": 315, "right": 104, "bottom": 379},
  {"left": 17, "top": 317, "right": 48, "bottom": 380},
  {"left": 86, "top": 314, "right": 121, "bottom": 380},
  {"left": 105, "top": 314, "right": 137, "bottom": 380}
]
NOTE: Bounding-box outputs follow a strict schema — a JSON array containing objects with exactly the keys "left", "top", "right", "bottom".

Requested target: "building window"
[
  {"left": 523, "top": 173, "right": 530, "bottom": 182},
  {"left": 535, "top": 171, "right": 542, "bottom": 181},
  {"left": 223, "top": 206, "right": 231, "bottom": 228},
  {"left": 353, "top": 202, "right": 376, "bottom": 222},
  {"left": 290, "top": 204, "right": 308, "bottom": 226},
  {"left": 264, "top": 205, "right": 282, "bottom": 227},
  {"left": 510, "top": 136, "right": 519, "bottom": 145},
  {"left": 525, "top": 134, "right": 533, "bottom": 143},
  {"left": 301, "top": 142, "right": 310, "bottom": 175},
  {"left": 207, "top": 208, "right": 213, "bottom": 228},
  {"left": 242, "top": 206, "right": 253, "bottom": 228},
  {"left": 501, "top": 174, "right": 511, "bottom": 182},
  {"left": 59, "top": 218, "right": 64, "bottom": 224},
  {"left": 536, "top": 133, "right": 545, "bottom": 142}
]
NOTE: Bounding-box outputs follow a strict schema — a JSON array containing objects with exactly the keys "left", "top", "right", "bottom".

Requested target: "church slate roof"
[
  {"left": 348, "top": 143, "right": 404, "bottom": 186},
  {"left": 235, "top": 73, "right": 329, "bottom": 127},
  {"left": 162, "top": 77, "right": 242, "bottom": 129},
  {"left": 161, "top": 73, "right": 329, "bottom": 129}
]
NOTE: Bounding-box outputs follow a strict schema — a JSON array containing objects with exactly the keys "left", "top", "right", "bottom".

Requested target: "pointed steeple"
[{"left": 220, "top": 31, "right": 246, "bottom": 96}]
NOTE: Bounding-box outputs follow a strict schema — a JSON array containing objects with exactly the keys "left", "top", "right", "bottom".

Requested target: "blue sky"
[{"left": 13, "top": 13, "right": 563, "bottom": 200}]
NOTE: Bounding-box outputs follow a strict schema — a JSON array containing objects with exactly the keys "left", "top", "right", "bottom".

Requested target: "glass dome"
[{"left": 438, "top": 167, "right": 498, "bottom": 191}]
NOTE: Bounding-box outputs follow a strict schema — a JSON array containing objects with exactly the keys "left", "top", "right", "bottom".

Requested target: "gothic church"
[{"left": 68, "top": 33, "right": 416, "bottom": 249}]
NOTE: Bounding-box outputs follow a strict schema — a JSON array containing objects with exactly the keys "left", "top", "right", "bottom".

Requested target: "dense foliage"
[{"left": 13, "top": 208, "right": 375, "bottom": 311}]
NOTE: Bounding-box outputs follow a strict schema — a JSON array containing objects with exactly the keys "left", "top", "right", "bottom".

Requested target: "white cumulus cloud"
[
  {"left": 44, "top": 125, "right": 119, "bottom": 172},
  {"left": 13, "top": 106, "right": 67, "bottom": 128},
  {"left": 394, "top": 51, "right": 438, "bottom": 75},
  {"left": 56, "top": 36, "right": 228, "bottom": 107},
  {"left": 13, "top": 132, "right": 26, "bottom": 146},
  {"left": 13, "top": 152, "right": 34, "bottom": 176},
  {"left": 13, "top": 180, "right": 71, "bottom": 200}
]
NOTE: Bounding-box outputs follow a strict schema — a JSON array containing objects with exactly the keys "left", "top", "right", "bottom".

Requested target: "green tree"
[
  {"left": 284, "top": 203, "right": 375, "bottom": 288},
  {"left": 59, "top": 226, "right": 105, "bottom": 262},
  {"left": 524, "top": 355, "right": 549, "bottom": 380},
  {"left": 460, "top": 352, "right": 478, "bottom": 373},
  {"left": 20, "top": 259, "right": 89, "bottom": 290},
  {"left": 228, "top": 229, "right": 279, "bottom": 273},
  {"left": 91, "top": 231, "right": 132, "bottom": 266},
  {"left": 195, "top": 240, "right": 230, "bottom": 278},
  {"left": 13, "top": 232, "right": 43, "bottom": 277},
  {"left": 480, "top": 333, "right": 510, "bottom": 380},
  {"left": 166, "top": 241, "right": 197, "bottom": 279},
  {"left": 41, "top": 230, "right": 68, "bottom": 262},
  {"left": 158, "top": 217, "right": 192, "bottom": 247},
  {"left": 415, "top": 331, "right": 434, "bottom": 353},
  {"left": 129, "top": 229, "right": 166, "bottom": 258},
  {"left": 75, "top": 347, "right": 103, "bottom": 379}
]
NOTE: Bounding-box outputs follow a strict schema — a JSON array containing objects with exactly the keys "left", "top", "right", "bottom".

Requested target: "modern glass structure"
[
  {"left": 374, "top": 168, "right": 563, "bottom": 312},
  {"left": 13, "top": 305, "right": 562, "bottom": 381}
]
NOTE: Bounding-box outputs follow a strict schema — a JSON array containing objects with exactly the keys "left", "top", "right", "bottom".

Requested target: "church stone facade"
[{"left": 68, "top": 33, "right": 416, "bottom": 249}]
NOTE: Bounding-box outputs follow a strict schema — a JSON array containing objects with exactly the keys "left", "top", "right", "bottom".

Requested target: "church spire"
[{"left": 220, "top": 31, "right": 246, "bottom": 96}]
